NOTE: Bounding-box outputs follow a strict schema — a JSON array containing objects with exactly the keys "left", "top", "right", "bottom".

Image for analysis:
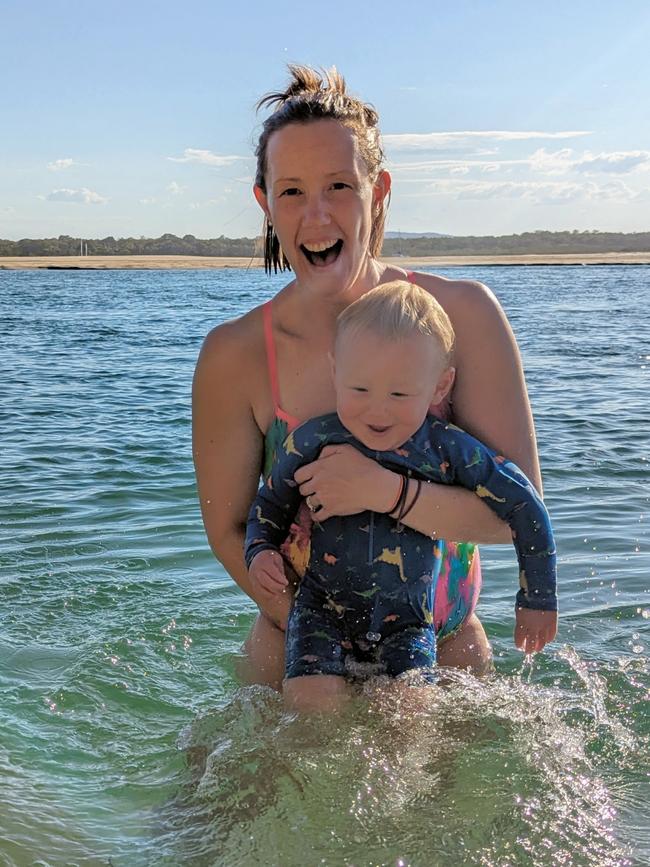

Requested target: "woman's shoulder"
[
  {"left": 406, "top": 270, "right": 500, "bottom": 315},
  {"left": 404, "top": 269, "right": 514, "bottom": 361},
  {"left": 194, "top": 304, "right": 271, "bottom": 422},
  {"left": 194, "top": 302, "right": 275, "bottom": 435},
  {"left": 198, "top": 303, "right": 266, "bottom": 370}
]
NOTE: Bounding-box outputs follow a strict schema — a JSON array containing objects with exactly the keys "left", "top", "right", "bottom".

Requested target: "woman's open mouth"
[{"left": 300, "top": 239, "right": 343, "bottom": 268}]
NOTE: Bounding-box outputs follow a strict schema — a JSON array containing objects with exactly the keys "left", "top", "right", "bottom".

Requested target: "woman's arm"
[
  {"left": 192, "top": 319, "right": 291, "bottom": 629},
  {"left": 401, "top": 276, "right": 542, "bottom": 542},
  {"left": 444, "top": 278, "right": 542, "bottom": 489},
  {"left": 296, "top": 445, "right": 510, "bottom": 542},
  {"left": 296, "top": 278, "right": 541, "bottom": 545}
]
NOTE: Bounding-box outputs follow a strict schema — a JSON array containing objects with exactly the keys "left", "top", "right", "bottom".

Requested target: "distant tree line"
[
  {"left": 1, "top": 230, "right": 649, "bottom": 258},
  {"left": 0, "top": 233, "right": 257, "bottom": 257},
  {"left": 382, "top": 230, "right": 650, "bottom": 256}
]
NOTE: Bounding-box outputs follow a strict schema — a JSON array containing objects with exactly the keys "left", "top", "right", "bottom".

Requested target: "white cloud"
[
  {"left": 383, "top": 130, "right": 592, "bottom": 151},
  {"left": 139, "top": 197, "right": 158, "bottom": 205},
  {"left": 421, "top": 177, "right": 641, "bottom": 205},
  {"left": 46, "top": 188, "right": 107, "bottom": 204},
  {"left": 47, "top": 158, "right": 75, "bottom": 171},
  {"left": 585, "top": 179, "right": 642, "bottom": 202},
  {"left": 388, "top": 147, "right": 650, "bottom": 186},
  {"left": 167, "top": 148, "right": 246, "bottom": 167},
  {"left": 453, "top": 180, "right": 584, "bottom": 203},
  {"left": 390, "top": 157, "right": 525, "bottom": 174},
  {"left": 573, "top": 150, "right": 650, "bottom": 174},
  {"left": 167, "top": 181, "right": 186, "bottom": 195},
  {"left": 528, "top": 148, "right": 576, "bottom": 175},
  {"left": 529, "top": 147, "right": 650, "bottom": 176}
]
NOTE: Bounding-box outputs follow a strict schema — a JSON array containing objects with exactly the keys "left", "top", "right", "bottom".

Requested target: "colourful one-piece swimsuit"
[
  {"left": 248, "top": 413, "right": 556, "bottom": 680},
  {"left": 261, "top": 274, "right": 482, "bottom": 644}
]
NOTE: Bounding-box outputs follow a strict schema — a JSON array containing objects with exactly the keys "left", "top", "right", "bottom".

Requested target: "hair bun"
[{"left": 257, "top": 65, "right": 346, "bottom": 112}]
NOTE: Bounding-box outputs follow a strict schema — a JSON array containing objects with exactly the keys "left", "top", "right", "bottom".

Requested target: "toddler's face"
[{"left": 333, "top": 329, "right": 453, "bottom": 451}]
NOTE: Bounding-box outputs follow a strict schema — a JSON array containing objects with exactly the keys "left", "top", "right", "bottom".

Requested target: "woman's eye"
[
  {"left": 352, "top": 387, "right": 368, "bottom": 393},
  {"left": 391, "top": 392, "right": 409, "bottom": 398},
  {"left": 280, "top": 187, "right": 301, "bottom": 197}
]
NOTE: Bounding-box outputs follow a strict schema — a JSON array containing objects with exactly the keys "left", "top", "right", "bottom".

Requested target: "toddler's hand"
[
  {"left": 249, "top": 550, "right": 288, "bottom": 596},
  {"left": 514, "top": 608, "right": 558, "bottom": 654}
]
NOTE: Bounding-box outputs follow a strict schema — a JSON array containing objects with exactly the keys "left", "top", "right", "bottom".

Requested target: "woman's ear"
[
  {"left": 432, "top": 366, "right": 456, "bottom": 405},
  {"left": 253, "top": 185, "right": 270, "bottom": 218},
  {"left": 373, "top": 170, "right": 391, "bottom": 208}
]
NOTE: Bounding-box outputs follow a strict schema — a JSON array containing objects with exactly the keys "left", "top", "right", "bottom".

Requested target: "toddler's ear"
[{"left": 432, "top": 366, "right": 455, "bottom": 405}]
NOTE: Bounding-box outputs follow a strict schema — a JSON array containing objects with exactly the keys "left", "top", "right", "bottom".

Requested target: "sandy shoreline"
[{"left": 1, "top": 252, "right": 649, "bottom": 270}]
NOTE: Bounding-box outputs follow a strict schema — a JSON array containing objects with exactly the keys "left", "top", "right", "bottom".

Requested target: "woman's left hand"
[{"left": 294, "top": 444, "right": 399, "bottom": 522}]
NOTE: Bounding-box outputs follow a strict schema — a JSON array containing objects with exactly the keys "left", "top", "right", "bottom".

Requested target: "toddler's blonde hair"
[{"left": 336, "top": 280, "right": 455, "bottom": 366}]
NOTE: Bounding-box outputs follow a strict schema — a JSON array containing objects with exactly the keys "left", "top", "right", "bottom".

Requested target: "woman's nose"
[{"left": 304, "top": 193, "right": 331, "bottom": 226}]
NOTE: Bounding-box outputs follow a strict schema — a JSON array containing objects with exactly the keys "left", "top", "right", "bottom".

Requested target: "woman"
[{"left": 192, "top": 66, "right": 547, "bottom": 690}]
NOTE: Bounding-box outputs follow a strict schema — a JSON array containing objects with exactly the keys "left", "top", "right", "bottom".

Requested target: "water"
[{"left": 1, "top": 265, "right": 648, "bottom": 866}]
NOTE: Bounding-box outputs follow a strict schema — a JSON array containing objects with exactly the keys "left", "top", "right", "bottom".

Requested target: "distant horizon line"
[{"left": 2, "top": 227, "right": 650, "bottom": 243}]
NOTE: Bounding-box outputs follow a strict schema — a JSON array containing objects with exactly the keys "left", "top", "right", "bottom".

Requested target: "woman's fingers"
[{"left": 293, "top": 461, "right": 316, "bottom": 486}]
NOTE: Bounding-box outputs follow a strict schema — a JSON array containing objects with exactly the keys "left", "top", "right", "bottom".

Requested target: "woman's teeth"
[
  {"left": 303, "top": 240, "right": 339, "bottom": 253},
  {"left": 300, "top": 239, "right": 343, "bottom": 267}
]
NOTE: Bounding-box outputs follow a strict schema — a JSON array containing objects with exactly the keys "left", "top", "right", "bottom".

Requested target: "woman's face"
[{"left": 255, "top": 119, "right": 389, "bottom": 295}]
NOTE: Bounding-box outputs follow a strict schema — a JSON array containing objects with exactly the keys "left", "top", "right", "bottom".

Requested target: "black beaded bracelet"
[
  {"left": 399, "top": 479, "right": 422, "bottom": 525},
  {"left": 388, "top": 476, "right": 409, "bottom": 521}
]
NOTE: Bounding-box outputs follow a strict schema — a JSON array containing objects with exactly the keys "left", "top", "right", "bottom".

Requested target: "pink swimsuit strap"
[{"left": 262, "top": 300, "right": 301, "bottom": 430}]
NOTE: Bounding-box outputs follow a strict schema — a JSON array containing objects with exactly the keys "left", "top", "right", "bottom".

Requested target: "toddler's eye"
[
  {"left": 331, "top": 182, "right": 350, "bottom": 190},
  {"left": 391, "top": 392, "right": 409, "bottom": 398}
]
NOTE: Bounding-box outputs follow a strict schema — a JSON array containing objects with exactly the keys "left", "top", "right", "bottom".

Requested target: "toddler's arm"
[
  {"left": 244, "top": 419, "right": 325, "bottom": 568},
  {"left": 427, "top": 418, "right": 557, "bottom": 612},
  {"left": 419, "top": 417, "right": 557, "bottom": 652},
  {"left": 248, "top": 549, "right": 289, "bottom": 597}
]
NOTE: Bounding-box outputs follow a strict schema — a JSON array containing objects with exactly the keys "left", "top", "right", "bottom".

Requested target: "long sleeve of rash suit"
[{"left": 245, "top": 413, "right": 557, "bottom": 612}]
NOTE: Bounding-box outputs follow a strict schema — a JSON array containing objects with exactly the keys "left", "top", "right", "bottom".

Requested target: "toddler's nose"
[{"left": 366, "top": 402, "right": 390, "bottom": 423}]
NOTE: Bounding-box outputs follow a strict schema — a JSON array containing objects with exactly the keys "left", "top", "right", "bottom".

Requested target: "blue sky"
[{"left": 2, "top": 0, "right": 650, "bottom": 240}]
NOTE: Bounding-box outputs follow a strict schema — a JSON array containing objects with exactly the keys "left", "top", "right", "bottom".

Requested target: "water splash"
[{"left": 154, "top": 656, "right": 643, "bottom": 866}]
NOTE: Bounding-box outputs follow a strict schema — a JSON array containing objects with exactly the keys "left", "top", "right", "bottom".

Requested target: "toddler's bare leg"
[{"left": 283, "top": 674, "right": 350, "bottom": 714}]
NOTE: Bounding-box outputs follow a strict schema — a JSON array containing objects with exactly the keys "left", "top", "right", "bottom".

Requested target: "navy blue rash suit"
[{"left": 245, "top": 412, "right": 557, "bottom": 682}]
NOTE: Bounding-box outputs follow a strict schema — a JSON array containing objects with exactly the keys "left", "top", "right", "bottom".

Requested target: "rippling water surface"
[{"left": 1, "top": 266, "right": 648, "bottom": 866}]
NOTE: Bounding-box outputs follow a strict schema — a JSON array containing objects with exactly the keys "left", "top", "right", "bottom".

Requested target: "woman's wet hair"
[
  {"left": 335, "top": 281, "right": 455, "bottom": 367},
  {"left": 255, "top": 65, "right": 387, "bottom": 273}
]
